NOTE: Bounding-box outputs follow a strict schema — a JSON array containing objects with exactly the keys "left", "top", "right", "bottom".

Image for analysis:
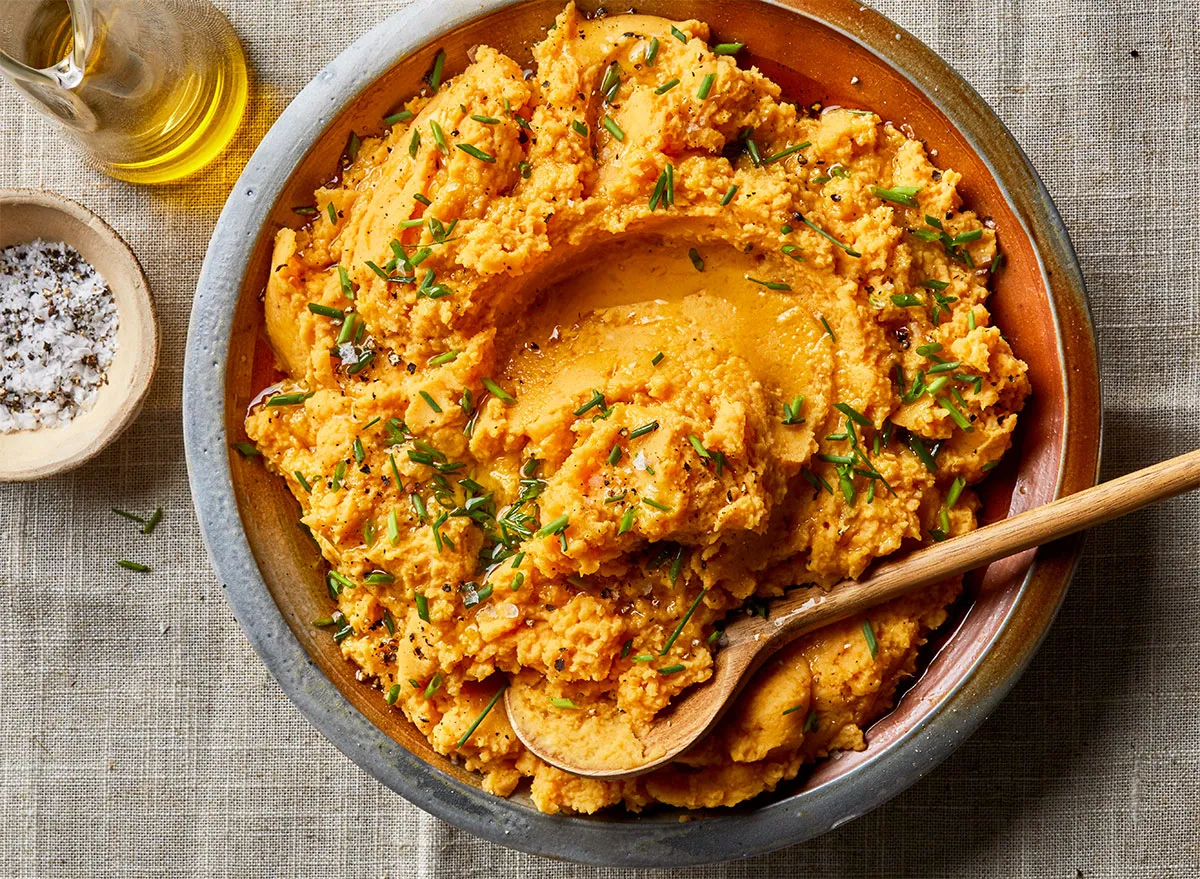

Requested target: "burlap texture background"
[{"left": 1, "top": 1, "right": 1197, "bottom": 876}]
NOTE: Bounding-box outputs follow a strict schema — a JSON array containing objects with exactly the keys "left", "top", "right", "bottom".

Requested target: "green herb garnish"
[
  {"left": 427, "top": 49, "right": 446, "bottom": 92},
  {"left": 657, "top": 664, "right": 686, "bottom": 675},
  {"left": 117, "top": 560, "right": 151, "bottom": 573},
  {"left": 697, "top": 73, "right": 716, "bottom": 99},
  {"left": 326, "top": 202, "right": 338, "bottom": 225},
  {"left": 629, "top": 420, "right": 660, "bottom": 439},
  {"left": 233, "top": 442, "right": 259, "bottom": 458},
  {"left": 384, "top": 109, "right": 414, "bottom": 125},
  {"left": 655, "top": 78, "right": 681, "bottom": 94},
  {"left": 572, "top": 119, "right": 588, "bottom": 137},
  {"left": 308, "top": 303, "right": 345, "bottom": 319},
  {"left": 602, "top": 115, "right": 626, "bottom": 141},
  {"left": 618, "top": 506, "right": 637, "bottom": 534},
  {"left": 761, "top": 142, "right": 810, "bottom": 165},
  {"left": 550, "top": 697, "right": 579, "bottom": 709},
  {"left": 872, "top": 185, "right": 921, "bottom": 208},
  {"left": 720, "top": 183, "right": 738, "bottom": 205},
  {"left": 862, "top": 619, "right": 878, "bottom": 659},
  {"left": 266, "top": 392, "right": 313, "bottom": 407},
  {"left": 670, "top": 25, "right": 688, "bottom": 42},
  {"left": 456, "top": 143, "right": 496, "bottom": 163},
  {"left": 712, "top": 42, "right": 744, "bottom": 55},
  {"left": 645, "top": 37, "right": 660, "bottom": 65},
  {"left": 798, "top": 214, "right": 861, "bottom": 257},
  {"left": 746, "top": 276, "right": 791, "bottom": 291},
  {"left": 456, "top": 684, "right": 507, "bottom": 749},
  {"left": 415, "top": 592, "right": 430, "bottom": 622},
  {"left": 660, "top": 588, "right": 708, "bottom": 655},
  {"left": 643, "top": 497, "right": 671, "bottom": 512},
  {"left": 482, "top": 377, "right": 515, "bottom": 404},
  {"left": 781, "top": 395, "right": 806, "bottom": 426}
]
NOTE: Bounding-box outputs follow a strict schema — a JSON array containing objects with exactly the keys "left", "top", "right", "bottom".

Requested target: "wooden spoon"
[{"left": 505, "top": 448, "right": 1200, "bottom": 779}]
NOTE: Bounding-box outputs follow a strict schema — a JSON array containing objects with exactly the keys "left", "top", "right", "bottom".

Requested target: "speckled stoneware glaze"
[{"left": 184, "top": 0, "right": 1101, "bottom": 866}]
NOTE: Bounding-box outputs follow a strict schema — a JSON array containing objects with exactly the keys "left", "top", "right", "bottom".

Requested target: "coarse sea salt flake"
[{"left": 0, "top": 239, "right": 118, "bottom": 433}]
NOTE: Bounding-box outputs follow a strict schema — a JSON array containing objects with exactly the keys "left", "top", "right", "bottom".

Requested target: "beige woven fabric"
[{"left": 2, "top": 0, "right": 1198, "bottom": 876}]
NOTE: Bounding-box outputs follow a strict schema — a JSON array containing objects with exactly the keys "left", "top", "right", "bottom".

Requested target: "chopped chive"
[
  {"left": 670, "top": 25, "right": 688, "bottom": 42},
  {"left": 643, "top": 497, "right": 671, "bottom": 512},
  {"left": 720, "top": 183, "right": 738, "bottom": 205},
  {"left": 386, "top": 684, "right": 402, "bottom": 705},
  {"left": 519, "top": 161, "right": 532, "bottom": 179},
  {"left": 781, "top": 704, "right": 804, "bottom": 716},
  {"left": 112, "top": 508, "right": 146, "bottom": 525},
  {"left": 604, "top": 492, "right": 628, "bottom": 504},
  {"left": 410, "top": 492, "right": 428, "bottom": 522},
  {"left": 429, "top": 350, "right": 460, "bottom": 366},
  {"left": 117, "top": 560, "right": 151, "bottom": 573},
  {"left": 430, "top": 120, "right": 448, "bottom": 153},
  {"left": 761, "top": 142, "right": 810, "bottom": 165},
  {"left": 697, "top": 73, "right": 716, "bottom": 99},
  {"left": 632, "top": 653, "right": 654, "bottom": 663},
  {"left": 387, "top": 509, "right": 400, "bottom": 544},
  {"left": 456, "top": 684, "right": 507, "bottom": 749},
  {"left": 308, "top": 303, "right": 345, "bottom": 319},
  {"left": 574, "top": 389, "right": 607, "bottom": 416},
  {"left": 618, "top": 506, "right": 637, "bottom": 534},
  {"left": 293, "top": 206, "right": 318, "bottom": 216},
  {"left": 140, "top": 507, "right": 163, "bottom": 535},
  {"left": 798, "top": 214, "right": 861, "bottom": 257},
  {"left": 384, "top": 109, "right": 414, "bottom": 125},
  {"left": 936, "top": 395, "right": 974, "bottom": 430},
  {"left": 820, "top": 316, "right": 837, "bottom": 342},
  {"left": 404, "top": 680, "right": 440, "bottom": 711},
  {"left": 834, "top": 402, "right": 871, "bottom": 427},
  {"left": 746, "top": 276, "right": 791, "bottom": 291},
  {"left": 862, "top": 620, "right": 879, "bottom": 659},
  {"left": 802, "top": 468, "right": 834, "bottom": 495},
  {"left": 365, "top": 519, "right": 378, "bottom": 549},
  {"left": 660, "top": 588, "right": 707, "bottom": 654},
  {"left": 428, "top": 49, "right": 446, "bottom": 93},
  {"left": 415, "top": 592, "right": 430, "bottom": 622},
  {"left": 818, "top": 453, "right": 855, "bottom": 465},
  {"left": 781, "top": 395, "right": 806, "bottom": 426},
  {"left": 536, "top": 514, "right": 569, "bottom": 538},
  {"left": 687, "top": 247, "right": 704, "bottom": 271},
  {"left": 312, "top": 616, "right": 338, "bottom": 628},
  {"left": 916, "top": 342, "right": 943, "bottom": 356},
  {"left": 920, "top": 279, "right": 950, "bottom": 291},
  {"left": 388, "top": 451, "right": 403, "bottom": 486},
  {"left": 983, "top": 460, "right": 1000, "bottom": 472},
  {"left": 645, "top": 36, "right": 660, "bottom": 65},
  {"left": 482, "top": 378, "right": 515, "bottom": 404},
  {"left": 456, "top": 143, "right": 496, "bottom": 163},
  {"left": 511, "top": 572, "right": 525, "bottom": 591},
  {"left": 891, "top": 293, "right": 924, "bottom": 307},
  {"left": 352, "top": 437, "right": 366, "bottom": 464},
  {"left": 687, "top": 435, "right": 711, "bottom": 459},
  {"left": 871, "top": 185, "right": 921, "bottom": 208},
  {"left": 327, "top": 202, "right": 338, "bottom": 225},
  {"left": 293, "top": 471, "right": 313, "bottom": 493},
  {"left": 408, "top": 130, "right": 421, "bottom": 156},
  {"left": 927, "top": 361, "right": 962, "bottom": 375},
  {"left": 345, "top": 131, "right": 361, "bottom": 164},
  {"left": 600, "top": 61, "right": 622, "bottom": 102},
  {"left": 607, "top": 445, "right": 622, "bottom": 465},
  {"left": 655, "top": 78, "right": 681, "bottom": 94},
  {"left": 651, "top": 352, "right": 665, "bottom": 366},
  {"left": 550, "top": 697, "right": 579, "bottom": 709},
  {"left": 266, "top": 392, "right": 313, "bottom": 407},
  {"left": 712, "top": 42, "right": 744, "bottom": 55},
  {"left": 602, "top": 115, "right": 626, "bottom": 141},
  {"left": 946, "top": 475, "right": 966, "bottom": 508},
  {"left": 335, "top": 312, "right": 357, "bottom": 345},
  {"left": 669, "top": 546, "right": 685, "bottom": 586},
  {"left": 746, "top": 138, "right": 762, "bottom": 166},
  {"left": 629, "top": 420, "right": 660, "bottom": 439},
  {"left": 657, "top": 664, "right": 686, "bottom": 675},
  {"left": 365, "top": 571, "right": 394, "bottom": 585},
  {"left": 907, "top": 434, "right": 938, "bottom": 472},
  {"left": 952, "top": 229, "right": 984, "bottom": 245},
  {"left": 419, "top": 391, "right": 443, "bottom": 414},
  {"left": 572, "top": 119, "right": 588, "bottom": 137},
  {"left": 665, "top": 162, "right": 675, "bottom": 205},
  {"left": 781, "top": 244, "right": 805, "bottom": 262},
  {"left": 331, "top": 461, "right": 346, "bottom": 491},
  {"left": 803, "top": 711, "right": 819, "bottom": 732},
  {"left": 968, "top": 310, "right": 977, "bottom": 331},
  {"left": 470, "top": 114, "right": 499, "bottom": 124},
  {"left": 232, "top": 442, "right": 259, "bottom": 458}
]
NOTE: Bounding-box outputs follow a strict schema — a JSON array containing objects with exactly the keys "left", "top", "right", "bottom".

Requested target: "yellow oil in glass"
[{"left": 23, "top": 2, "right": 248, "bottom": 184}]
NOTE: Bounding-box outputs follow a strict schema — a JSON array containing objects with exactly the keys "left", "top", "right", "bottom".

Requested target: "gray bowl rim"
[{"left": 184, "top": 0, "right": 1096, "bottom": 866}]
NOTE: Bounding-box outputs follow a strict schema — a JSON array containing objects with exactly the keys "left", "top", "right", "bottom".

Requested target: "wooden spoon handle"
[{"left": 742, "top": 447, "right": 1200, "bottom": 648}]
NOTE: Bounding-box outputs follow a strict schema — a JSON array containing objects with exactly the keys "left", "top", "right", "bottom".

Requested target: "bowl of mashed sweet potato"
[{"left": 186, "top": 0, "right": 1101, "bottom": 865}]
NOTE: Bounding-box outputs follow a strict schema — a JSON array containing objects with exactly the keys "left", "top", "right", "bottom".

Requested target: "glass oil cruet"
[{"left": 0, "top": 0, "right": 248, "bottom": 184}]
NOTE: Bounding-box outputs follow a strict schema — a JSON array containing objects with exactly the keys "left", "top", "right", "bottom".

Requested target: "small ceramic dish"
[
  {"left": 0, "top": 189, "right": 158, "bottom": 482},
  {"left": 185, "top": 0, "right": 1101, "bottom": 866}
]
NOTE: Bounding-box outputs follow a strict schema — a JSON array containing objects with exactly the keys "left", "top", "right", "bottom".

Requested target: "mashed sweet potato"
[{"left": 244, "top": 3, "right": 1030, "bottom": 814}]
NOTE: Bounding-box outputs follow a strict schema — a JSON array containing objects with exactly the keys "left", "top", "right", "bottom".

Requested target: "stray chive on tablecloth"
[{"left": 1, "top": 1, "right": 1198, "bottom": 876}]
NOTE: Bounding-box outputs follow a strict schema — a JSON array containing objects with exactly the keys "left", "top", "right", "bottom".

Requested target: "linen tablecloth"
[{"left": 2, "top": 1, "right": 1197, "bottom": 875}]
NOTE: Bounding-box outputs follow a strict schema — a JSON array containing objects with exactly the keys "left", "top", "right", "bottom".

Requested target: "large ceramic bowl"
[{"left": 184, "top": 0, "right": 1101, "bottom": 866}]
